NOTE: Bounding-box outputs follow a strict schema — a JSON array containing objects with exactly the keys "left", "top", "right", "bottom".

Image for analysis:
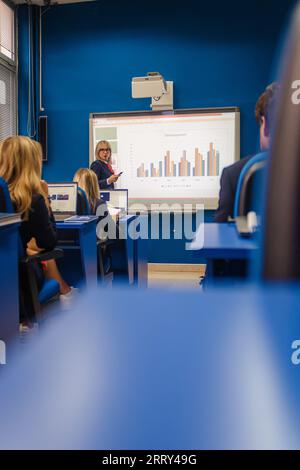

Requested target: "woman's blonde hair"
[
  {"left": 94, "top": 140, "right": 112, "bottom": 160},
  {"left": 73, "top": 168, "right": 100, "bottom": 213},
  {"left": 0, "top": 136, "right": 48, "bottom": 217}
]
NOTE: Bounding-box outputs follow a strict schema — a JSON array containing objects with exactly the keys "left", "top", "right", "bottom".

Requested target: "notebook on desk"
[
  {"left": 235, "top": 212, "right": 259, "bottom": 238},
  {"left": 63, "top": 215, "right": 98, "bottom": 223},
  {"left": 48, "top": 182, "right": 78, "bottom": 222},
  {"left": 0, "top": 213, "right": 21, "bottom": 227}
]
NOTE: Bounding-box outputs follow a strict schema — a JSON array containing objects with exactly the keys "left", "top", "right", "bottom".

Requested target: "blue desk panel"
[
  {"left": 111, "top": 215, "right": 135, "bottom": 284},
  {"left": 1, "top": 285, "right": 300, "bottom": 449},
  {"left": 133, "top": 215, "right": 148, "bottom": 288},
  {"left": 56, "top": 218, "right": 98, "bottom": 289},
  {"left": 0, "top": 217, "right": 20, "bottom": 363}
]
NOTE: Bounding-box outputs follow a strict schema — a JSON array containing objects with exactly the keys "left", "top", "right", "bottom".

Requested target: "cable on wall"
[
  {"left": 26, "top": 2, "right": 36, "bottom": 138},
  {"left": 39, "top": 2, "right": 53, "bottom": 113}
]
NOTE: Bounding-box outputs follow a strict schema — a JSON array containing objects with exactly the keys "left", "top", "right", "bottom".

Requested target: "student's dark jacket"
[
  {"left": 90, "top": 160, "right": 114, "bottom": 190},
  {"left": 214, "top": 155, "right": 253, "bottom": 222},
  {"left": 19, "top": 194, "right": 57, "bottom": 253}
]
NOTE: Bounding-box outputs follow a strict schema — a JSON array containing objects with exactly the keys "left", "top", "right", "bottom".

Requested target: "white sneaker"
[
  {"left": 19, "top": 322, "right": 39, "bottom": 344},
  {"left": 59, "top": 287, "right": 79, "bottom": 310}
]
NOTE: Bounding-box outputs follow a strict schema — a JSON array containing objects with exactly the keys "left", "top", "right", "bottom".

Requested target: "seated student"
[
  {"left": 212, "top": 84, "right": 280, "bottom": 279},
  {"left": 0, "top": 136, "right": 75, "bottom": 315},
  {"left": 215, "top": 82, "right": 280, "bottom": 222},
  {"left": 73, "top": 168, "right": 120, "bottom": 274},
  {"left": 73, "top": 167, "right": 105, "bottom": 215},
  {"left": 73, "top": 168, "right": 118, "bottom": 237}
]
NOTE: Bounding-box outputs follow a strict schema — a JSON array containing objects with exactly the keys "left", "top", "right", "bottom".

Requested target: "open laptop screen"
[
  {"left": 48, "top": 183, "right": 78, "bottom": 214},
  {"left": 100, "top": 189, "right": 128, "bottom": 213}
]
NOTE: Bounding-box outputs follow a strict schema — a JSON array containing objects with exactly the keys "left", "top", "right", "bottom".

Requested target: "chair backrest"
[
  {"left": 234, "top": 152, "right": 267, "bottom": 218},
  {"left": 0, "top": 177, "right": 14, "bottom": 212},
  {"left": 0, "top": 187, "right": 6, "bottom": 212},
  {"left": 77, "top": 187, "right": 91, "bottom": 215},
  {"left": 0, "top": 177, "right": 25, "bottom": 257},
  {"left": 262, "top": 2, "right": 300, "bottom": 280}
]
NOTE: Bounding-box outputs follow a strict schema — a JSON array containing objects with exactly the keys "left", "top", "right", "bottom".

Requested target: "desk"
[
  {"left": 0, "top": 215, "right": 21, "bottom": 362},
  {"left": 1, "top": 284, "right": 300, "bottom": 448},
  {"left": 56, "top": 218, "right": 98, "bottom": 288},
  {"left": 56, "top": 216, "right": 148, "bottom": 288},
  {"left": 187, "top": 222, "right": 258, "bottom": 278}
]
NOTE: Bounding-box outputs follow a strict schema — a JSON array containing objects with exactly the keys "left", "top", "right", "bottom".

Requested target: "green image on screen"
[
  {"left": 109, "top": 141, "right": 118, "bottom": 153},
  {"left": 95, "top": 127, "right": 117, "bottom": 140}
]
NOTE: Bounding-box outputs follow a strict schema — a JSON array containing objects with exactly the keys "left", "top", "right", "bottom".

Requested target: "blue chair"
[
  {"left": 0, "top": 177, "right": 63, "bottom": 323},
  {"left": 77, "top": 187, "right": 91, "bottom": 215},
  {"left": 234, "top": 152, "right": 267, "bottom": 218},
  {"left": 0, "top": 186, "right": 6, "bottom": 212}
]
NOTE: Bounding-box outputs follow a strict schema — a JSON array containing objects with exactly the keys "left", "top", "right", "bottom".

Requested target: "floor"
[{"left": 147, "top": 263, "right": 206, "bottom": 290}]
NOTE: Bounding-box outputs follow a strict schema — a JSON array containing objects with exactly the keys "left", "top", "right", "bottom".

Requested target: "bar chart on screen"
[
  {"left": 91, "top": 109, "right": 239, "bottom": 206},
  {"left": 136, "top": 143, "right": 220, "bottom": 178}
]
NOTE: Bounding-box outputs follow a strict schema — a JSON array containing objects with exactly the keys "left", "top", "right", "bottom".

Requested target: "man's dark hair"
[{"left": 255, "top": 82, "right": 280, "bottom": 133}]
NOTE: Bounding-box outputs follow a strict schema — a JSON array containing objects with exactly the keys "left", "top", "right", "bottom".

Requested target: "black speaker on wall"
[{"left": 38, "top": 115, "right": 48, "bottom": 161}]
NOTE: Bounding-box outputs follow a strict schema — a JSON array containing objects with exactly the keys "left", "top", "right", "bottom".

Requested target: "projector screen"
[{"left": 89, "top": 108, "right": 240, "bottom": 210}]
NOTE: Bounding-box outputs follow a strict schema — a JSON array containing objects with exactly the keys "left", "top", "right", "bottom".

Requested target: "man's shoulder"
[{"left": 223, "top": 155, "right": 253, "bottom": 177}]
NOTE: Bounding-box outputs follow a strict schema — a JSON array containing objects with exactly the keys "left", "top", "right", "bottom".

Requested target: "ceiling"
[{"left": 13, "top": 0, "right": 96, "bottom": 5}]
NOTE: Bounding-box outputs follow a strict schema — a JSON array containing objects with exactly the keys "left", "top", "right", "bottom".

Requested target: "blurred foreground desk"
[
  {"left": 187, "top": 223, "right": 258, "bottom": 278},
  {"left": 0, "top": 214, "right": 21, "bottom": 359},
  {"left": 56, "top": 217, "right": 98, "bottom": 288},
  {"left": 1, "top": 285, "right": 300, "bottom": 448}
]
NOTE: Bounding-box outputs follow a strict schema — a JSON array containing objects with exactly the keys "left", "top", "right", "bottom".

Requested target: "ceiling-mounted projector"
[
  {"left": 131, "top": 72, "right": 174, "bottom": 110},
  {"left": 131, "top": 72, "right": 167, "bottom": 99}
]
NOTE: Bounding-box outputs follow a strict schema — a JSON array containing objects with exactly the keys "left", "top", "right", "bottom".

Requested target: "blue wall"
[{"left": 18, "top": 0, "right": 296, "bottom": 262}]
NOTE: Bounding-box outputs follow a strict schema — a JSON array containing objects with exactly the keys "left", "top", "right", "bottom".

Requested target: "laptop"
[
  {"left": 48, "top": 182, "right": 78, "bottom": 221},
  {"left": 100, "top": 189, "right": 128, "bottom": 217}
]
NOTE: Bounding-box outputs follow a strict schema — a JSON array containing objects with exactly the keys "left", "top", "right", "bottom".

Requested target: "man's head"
[{"left": 255, "top": 82, "right": 280, "bottom": 151}]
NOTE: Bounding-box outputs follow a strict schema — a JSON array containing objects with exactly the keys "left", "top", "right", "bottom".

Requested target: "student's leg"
[{"left": 44, "top": 259, "right": 71, "bottom": 295}]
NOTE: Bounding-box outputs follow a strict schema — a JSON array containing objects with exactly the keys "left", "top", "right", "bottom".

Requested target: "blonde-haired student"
[
  {"left": 0, "top": 136, "right": 75, "bottom": 317},
  {"left": 0, "top": 136, "right": 56, "bottom": 254},
  {"left": 73, "top": 168, "right": 120, "bottom": 276},
  {"left": 73, "top": 168, "right": 102, "bottom": 214}
]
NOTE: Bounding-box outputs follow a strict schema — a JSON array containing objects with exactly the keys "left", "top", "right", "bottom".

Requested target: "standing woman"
[{"left": 90, "top": 140, "right": 119, "bottom": 190}]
